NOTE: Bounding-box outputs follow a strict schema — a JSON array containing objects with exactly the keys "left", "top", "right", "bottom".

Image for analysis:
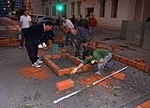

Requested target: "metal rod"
[{"left": 53, "top": 66, "right": 128, "bottom": 104}]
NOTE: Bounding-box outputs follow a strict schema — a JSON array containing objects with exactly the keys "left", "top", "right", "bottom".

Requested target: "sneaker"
[
  {"left": 19, "top": 46, "right": 23, "bottom": 49},
  {"left": 32, "top": 62, "right": 41, "bottom": 68},
  {"left": 95, "top": 71, "right": 103, "bottom": 75},
  {"left": 36, "top": 59, "right": 43, "bottom": 64}
]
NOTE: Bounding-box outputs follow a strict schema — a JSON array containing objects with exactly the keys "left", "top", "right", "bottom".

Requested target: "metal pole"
[{"left": 53, "top": 66, "right": 128, "bottom": 104}]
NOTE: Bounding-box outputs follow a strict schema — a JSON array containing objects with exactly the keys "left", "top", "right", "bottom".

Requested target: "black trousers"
[
  {"left": 25, "top": 40, "right": 38, "bottom": 64},
  {"left": 75, "top": 39, "right": 82, "bottom": 57},
  {"left": 20, "top": 28, "right": 28, "bottom": 47}
]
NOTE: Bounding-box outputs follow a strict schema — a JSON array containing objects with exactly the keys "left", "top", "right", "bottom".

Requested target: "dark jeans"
[
  {"left": 20, "top": 28, "right": 28, "bottom": 47},
  {"left": 25, "top": 40, "right": 38, "bottom": 64},
  {"left": 65, "top": 32, "right": 75, "bottom": 46},
  {"left": 98, "top": 53, "right": 112, "bottom": 73}
]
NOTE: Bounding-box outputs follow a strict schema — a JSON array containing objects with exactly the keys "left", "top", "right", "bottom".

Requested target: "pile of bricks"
[
  {"left": 81, "top": 75, "right": 112, "bottom": 86},
  {"left": 19, "top": 66, "right": 52, "bottom": 80},
  {"left": 0, "top": 36, "right": 19, "bottom": 47},
  {"left": 43, "top": 53, "right": 91, "bottom": 76},
  {"left": 112, "top": 54, "right": 150, "bottom": 73},
  {"left": 112, "top": 72, "right": 126, "bottom": 80}
]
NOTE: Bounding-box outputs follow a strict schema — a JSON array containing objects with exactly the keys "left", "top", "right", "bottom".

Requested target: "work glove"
[
  {"left": 70, "top": 68, "right": 77, "bottom": 74},
  {"left": 91, "top": 60, "right": 96, "bottom": 64},
  {"left": 38, "top": 44, "right": 43, "bottom": 49},
  {"left": 42, "top": 42, "right": 47, "bottom": 48}
]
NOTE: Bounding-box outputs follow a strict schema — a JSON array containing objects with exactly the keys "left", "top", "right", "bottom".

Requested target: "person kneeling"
[{"left": 70, "top": 49, "right": 112, "bottom": 75}]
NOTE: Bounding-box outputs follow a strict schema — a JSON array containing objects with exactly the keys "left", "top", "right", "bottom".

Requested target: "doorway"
[{"left": 86, "top": 7, "right": 94, "bottom": 19}]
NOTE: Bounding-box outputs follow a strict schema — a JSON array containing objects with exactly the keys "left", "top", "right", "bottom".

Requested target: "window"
[
  {"left": 46, "top": 7, "right": 49, "bottom": 16},
  {"left": 111, "top": 0, "right": 118, "bottom": 18},
  {"left": 71, "top": 2, "right": 75, "bottom": 15},
  {"left": 99, "top": 0, "right": 106, "bottom": 17},
  {"left": 52, "top": 5, "right": 56, "bottom": 16},
  {"left": 77, "top": 1, "right": 82, "bottom": 15}
]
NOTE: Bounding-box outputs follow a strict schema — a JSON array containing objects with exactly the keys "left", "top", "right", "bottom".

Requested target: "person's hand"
[
  {"left": 42, "top": 42, "right": 47, "bottom": 48},
  {"left": 19, "top": 28, "right": 21, "bottom": 31},
  {"left": 38, "top": 44, "right": 43, "bottom": 49},
  {"left": 70, "top": 68, "right": 77, "bottom": 74}
]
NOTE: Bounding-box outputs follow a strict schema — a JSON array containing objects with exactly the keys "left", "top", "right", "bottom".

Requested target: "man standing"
[
  {"left": 88, "top": 14, "right": 97, "bottom": 37},
  {"left": 25, "top": 21, "right": 54, "bottom": 67},
  {"left": 74, "top": 14, "right": 84, "bottom": 27},
  {"left": 19, "top": 10, "right": 31, "bottom": 49},
  {"left": 61, "top": 15, "right": 74, "bottom": 46}
]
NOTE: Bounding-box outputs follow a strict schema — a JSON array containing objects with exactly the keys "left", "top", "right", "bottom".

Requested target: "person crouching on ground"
[
  {"left": 25, "top": 21, "right": 54, "bottom": 68},
  {"left": 70, "top": 49, "right": 112, "bottom": 75}
]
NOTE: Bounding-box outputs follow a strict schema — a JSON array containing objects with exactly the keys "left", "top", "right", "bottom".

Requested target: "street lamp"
[{"left": 56, "top": 2, "right": 64, "bottom": 12}]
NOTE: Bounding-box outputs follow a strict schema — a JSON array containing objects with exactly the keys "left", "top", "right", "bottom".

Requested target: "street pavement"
[{"left": 0, "top": 17, "right": 150, "bottom": 108}]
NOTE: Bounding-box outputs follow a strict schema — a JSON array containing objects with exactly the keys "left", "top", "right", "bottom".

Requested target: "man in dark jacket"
[
  {"left": 25, "top": 21, "right": 54, "bottom": 67},
  {"left": 70, "top": 26, "right": 91, "bottom": 57}
]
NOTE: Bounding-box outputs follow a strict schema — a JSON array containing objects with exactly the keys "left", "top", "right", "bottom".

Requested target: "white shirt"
[
  {"left": 20, "top": 15, "right": 31, "bottom": 28},
  {"left": 63, "top": 19, "right": 74, "bottom": 29}
]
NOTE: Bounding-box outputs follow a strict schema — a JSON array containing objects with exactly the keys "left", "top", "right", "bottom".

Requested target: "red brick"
[
  {"left": 77, "top": 67, "right": 83, "bottom": 73},
  {"left": 140, "top": 100, "right": 150, "bottom": 108},
  {"left": 63, "top": 53, "right": 69, "bottom": 59},
  {"left": 135, "top": 105, "right": 143, "bottom": 108},
  {"left": 61, "top": 48, "right": 68, "bottom": 53},
  {"left": 86, "top": 64, "right": 92, "bottom": 70},
  {"left": 57, "top": 68, "right": 71, "bottom": 76},
  {"left": 135, "top": 62, "right": 147, "bottom": 71},
  {"left": 56, "top": 79, "right": 74, "bottom": 91},
  {"left": 98, "top": 81, "right": 107, "bottom": 86},
  {"left": 112, "top": 54, "right": 121, "bottom": 61},
  {"left": 81, "top": 65, "right": 88, "bottom": 72},
  {"left": 112, "top": 72, "right": 126, "bottom": 80},
  {"left": 89, "top": 40, "right": 96, "bottom": 47},
  {"left": 135, "top": 59, "right": 146, "bottom": 63},
  {"left": 0, "top": 39, "right": 9, "bottom": 46},
  {"left": 96, "top": 41, "right": 101, "bottom": 48},
  {"left": 43, "top": 55, "right": 52, "bottom": 59},
  {"left": 127, "top": 59, "right": 137, "bottom": 67},
  {"left": 119, "top": 56, "right": 129, "bottom": 64},
  {"left": 48, "top": 40, "right": 53, "bottom": 48},
  {"left": 52, "top": 54, "right": 61, "bottom": 59},
  {"left": 111, "top": 45, "right": 116, "bottom": 53},
  {"left": 71, "top": 57, "right": 81, "bottom": 65}
]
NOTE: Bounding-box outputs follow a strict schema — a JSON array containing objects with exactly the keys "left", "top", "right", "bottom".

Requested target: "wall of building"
[
  {"left": 41, "top": 0, "right": 149, "bottom": 29},
  {"left": 81, "top": 0, "right": 136, "bottom": 29},
  {"left": 32, "top": 0, "right": 43, "bottom": 14}
]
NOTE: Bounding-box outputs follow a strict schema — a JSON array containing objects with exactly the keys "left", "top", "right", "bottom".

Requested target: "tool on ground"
[{"left": 53, "top": 66, "right": 128, "bottom": 104}]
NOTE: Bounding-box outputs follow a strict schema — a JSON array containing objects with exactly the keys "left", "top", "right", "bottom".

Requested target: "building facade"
[{"left": 29, "top": 0, "right": 150, "bottom": 29}]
